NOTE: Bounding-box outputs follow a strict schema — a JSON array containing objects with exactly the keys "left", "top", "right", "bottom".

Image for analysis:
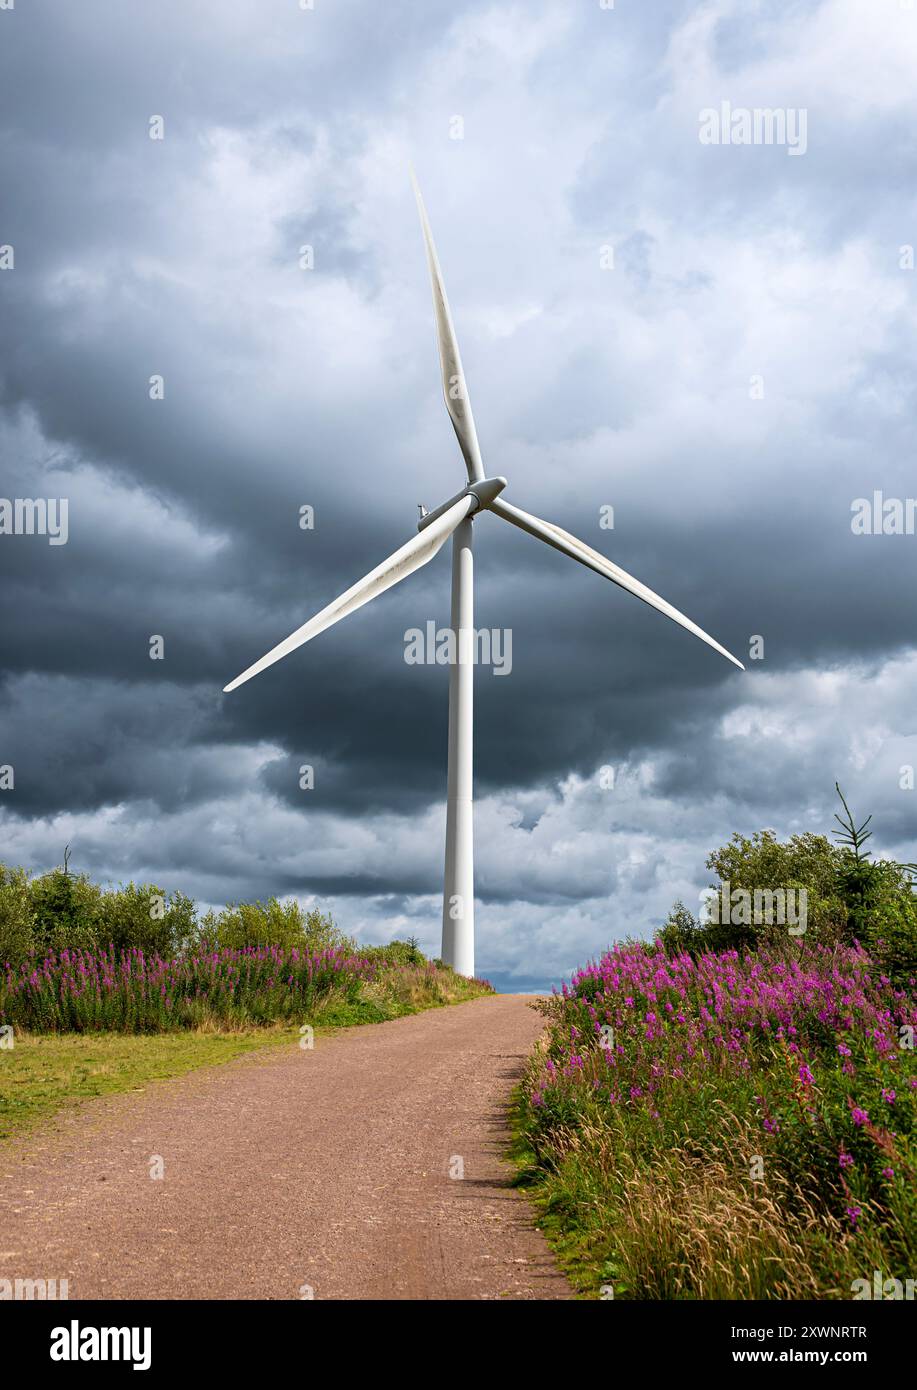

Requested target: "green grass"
[
  {"left": 0, "top": 1027, "right": 299, "bottom": 1142},
  {"left": 506, "top": 1085, "right": 601, "bottom": 1299}
]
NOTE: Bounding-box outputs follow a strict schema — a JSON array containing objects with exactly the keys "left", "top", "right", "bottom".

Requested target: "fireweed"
[
  {"left": 520, "top": 941, "right": 917, "bottom": 1295},
  {"left": 0, "top": 944, "right": 379, "bottom": 1032}
]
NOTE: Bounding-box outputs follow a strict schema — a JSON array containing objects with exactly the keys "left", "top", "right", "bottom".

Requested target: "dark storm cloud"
[{"left": 0, "top": 674, "right": 224, "bottom": 815}]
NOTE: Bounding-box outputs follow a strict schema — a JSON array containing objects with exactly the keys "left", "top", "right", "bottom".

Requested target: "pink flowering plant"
[
  {"left": 520, "top": 940, "right": 917, "bottom": 1294},
  {"left": 0, "top": 943, "right": 379, "bottom": 1032}
]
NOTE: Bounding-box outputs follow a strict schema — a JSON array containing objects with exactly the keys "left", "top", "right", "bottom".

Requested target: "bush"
[
  {"left": 703, "top": 829, "right": 848, "bottom": 949},
  {"left": 656, "top": 901, "right": 703, "bottom": 955},
  {"left": 96, "top": 883, "right": 196, "bottom": 958},
  {"left": 659, "top": 795, "right": 917, "bottom": 976},
  {"left": 0, "top": 857, "right": 351, "bottom": 972},
  {"left": 196, "top": 898, "right": 354, "bottom": 955},
  {"left": 28, "top": 866, "right": 102, "bottom": 956},
  {"left": 0, "top": 865, "right": 33, "bottom": 968},
  {"left": 360, "top": 937, "right": 426, "bottom": 968},
  {"left": 837, "top": 854, "right": 917, "bottom": 983}
]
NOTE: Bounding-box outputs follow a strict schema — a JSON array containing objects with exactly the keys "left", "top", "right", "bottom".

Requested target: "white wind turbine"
[{"left": 223, "top": 173, "right": 744, "bottom": 978}]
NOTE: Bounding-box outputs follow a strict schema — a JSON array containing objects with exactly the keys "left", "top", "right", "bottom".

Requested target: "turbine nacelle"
[{"left": 417, "top": 475, "right": 507, "bottom": 533}]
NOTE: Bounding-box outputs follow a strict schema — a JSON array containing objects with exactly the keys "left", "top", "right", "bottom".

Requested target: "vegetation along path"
[{"left": 0, "top": 995, "right": 570, "bottom": 1300}]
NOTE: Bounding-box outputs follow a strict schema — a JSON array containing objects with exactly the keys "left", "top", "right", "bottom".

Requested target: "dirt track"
[{"left": 0, "top": 995, "right": 570, "bottom": 1300}]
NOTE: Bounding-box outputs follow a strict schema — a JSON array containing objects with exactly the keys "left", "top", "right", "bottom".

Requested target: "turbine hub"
[
  {"left": 417, "top": 475, "right": 508, "bottom": 533},
  {"left": 467, "top": 476, "right": 507, "bottom": 510}
]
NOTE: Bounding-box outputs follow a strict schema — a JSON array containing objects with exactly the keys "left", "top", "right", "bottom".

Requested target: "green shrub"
[
  {"left": 660, "top": 793, "right": 917, "bottom": 973},
  {"left": 0, "top": 865, "right": 34, "bottom": 967},
  {"left": 656, "top": 900, "right": 704, "bottom": 955},
  {"left": 835, "top": 854, "right": 917, "bottom": 982},
  {"left": 704, "top": 829, "right": 848, "bottom": 948},
  {"left": 865, "top": 893, "right": 917, "bottom": 983},
  {"left": 197, "top": 897, "right": 355, "bottom": 955},
  {"left": 29, "top": 866, "right": 102, "bottom": 956},
  {"left": 96, "top": 883, "right": 196, "bottom": 958},
  {"left": 360, "top": 937, "right": 426, "bottom": 968},
  {"left": 0, "top": 854, "right": 360, "bottom": 969}
]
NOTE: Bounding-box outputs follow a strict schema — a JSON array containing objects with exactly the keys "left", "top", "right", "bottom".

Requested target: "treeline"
[
  {"left": 657, "top": 787, "right": 917, "bottom": 983},
  {"left": 0, "top": 851, "right": 422, "bottom": 968}
]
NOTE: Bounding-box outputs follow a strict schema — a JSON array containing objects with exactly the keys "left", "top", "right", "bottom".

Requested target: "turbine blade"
[
  {"left": 224, "top": 495, "right": 475, "bottom": 692},
  {"left": 490, "top": 496, "right": 745, "bottom": 671},
  {"left": 411, "top": 168, "right": 484, "bottom": 483}
]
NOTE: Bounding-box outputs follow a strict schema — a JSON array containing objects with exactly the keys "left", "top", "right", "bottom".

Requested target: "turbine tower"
[{"left": 223, "top": 173, "right": 744, "bottom": 978}]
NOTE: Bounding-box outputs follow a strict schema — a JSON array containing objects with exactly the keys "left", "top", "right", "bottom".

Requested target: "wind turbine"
[{"left": 223, "top": 173, "right": 744, "bottom": 978}]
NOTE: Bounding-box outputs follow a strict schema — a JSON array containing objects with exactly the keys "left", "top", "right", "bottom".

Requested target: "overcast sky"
[{"left": 1, "top": 0, "right": 916, "bottom": 988}]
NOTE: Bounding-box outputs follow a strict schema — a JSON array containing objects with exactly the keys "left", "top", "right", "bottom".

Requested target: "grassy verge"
[
  {"left": 0, "top": 965, "right": 492, "bottom": 1144},
  {"left": 507, "top": 1084, "right": 600, "bottom": 1300},
  {"left": 510, "top": 1083, "right": 856, "bottom": 1300}
]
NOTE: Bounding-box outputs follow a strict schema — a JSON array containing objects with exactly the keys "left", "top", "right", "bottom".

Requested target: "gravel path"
[{"left": 0, "top": 995, "right": 570, "bottom": 1300}]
